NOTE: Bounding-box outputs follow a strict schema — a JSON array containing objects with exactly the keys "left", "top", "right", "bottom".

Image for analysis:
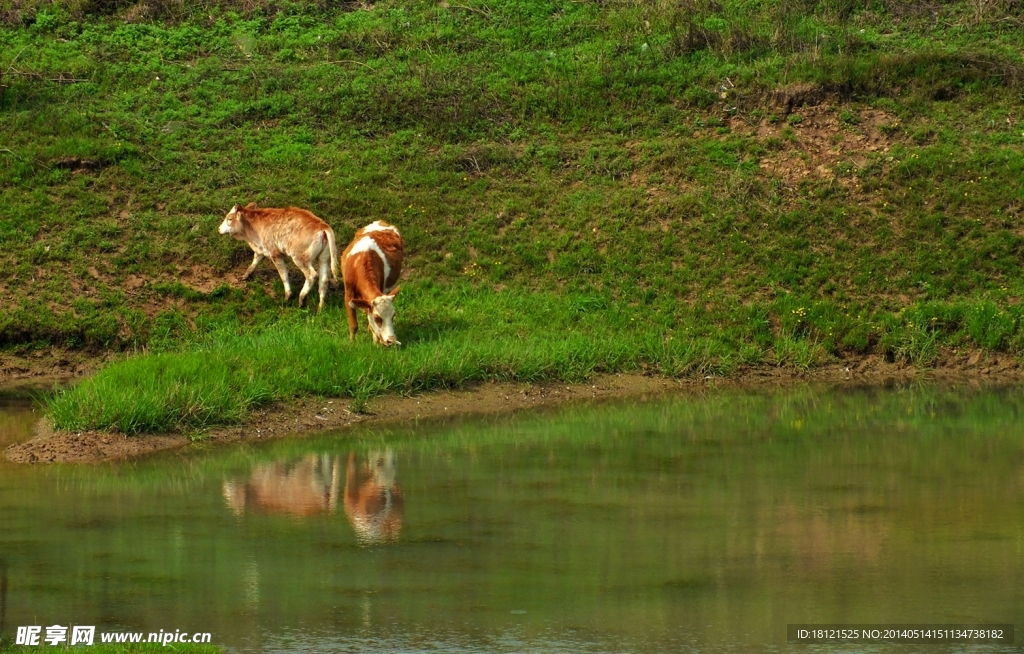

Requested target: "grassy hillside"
[{"left": 2, "top": 0, "right": 1024, "bottom": 431}]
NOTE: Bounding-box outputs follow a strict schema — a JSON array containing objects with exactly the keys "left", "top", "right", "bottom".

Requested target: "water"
[
  {"left": 1, "top": 383, "right": 1023, "bottom": 652},
  {"left": 0, "top": 388, "right": 40, "bottom": 451}
]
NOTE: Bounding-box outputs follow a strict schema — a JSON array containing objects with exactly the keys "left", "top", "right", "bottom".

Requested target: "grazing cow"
[
  {"left": 341, "top": 220, "right": 404, "bottom": 345},
  {"left": 344, "top": 450, "right": 404, "bottom": 545},
  {"left": 222, "top": 455, "right": 341, "bottom": 518},
  {"left": 218, "top": 203, "right": 339, "bottom": 313}
]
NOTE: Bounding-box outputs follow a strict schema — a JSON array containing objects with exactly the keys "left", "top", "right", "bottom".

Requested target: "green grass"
[
  {"left": 2, "top": 0, "right": 1024, "bottom": 431},
  {"left": 47, "top": 283, "right": 739, "bottom": 432},
  {"left": 46, "top": 282, "right": 1024, "bottom": 433}
]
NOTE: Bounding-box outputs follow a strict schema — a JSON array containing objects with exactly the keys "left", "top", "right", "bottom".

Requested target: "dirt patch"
[
  {"left": 731, "top": 105, "right": 900, "bottom": 189},
  {"left": 768, "top": 83, "right": 831, "bottom": 115},
  {"left": 6, "top": 350, "right": 1024, "bottom": 465},
  {"left": 177, "top": 262, "right": 238, "bottom": 294},
  {"left": 6, "top": 423, "right": 186, "bottom": 464}
]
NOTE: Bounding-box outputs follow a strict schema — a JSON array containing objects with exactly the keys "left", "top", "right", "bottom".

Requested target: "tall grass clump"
[
  {"left": 47, "top": 324, "right": 739, "bottom": 433},
  {"left": 46, "top": 282, "right": 1024, "bottom": 434},
  {"left": 46, "top": 286, "right": 743, "bottom": 433}
]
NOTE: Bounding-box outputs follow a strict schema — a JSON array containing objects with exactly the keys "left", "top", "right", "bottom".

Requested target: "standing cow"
[
  {"left": 342, "top": 220, "right": 404, "bottom": 346},
  {"left": 218, "top": 203, "right": 339, "bottom": 313}
]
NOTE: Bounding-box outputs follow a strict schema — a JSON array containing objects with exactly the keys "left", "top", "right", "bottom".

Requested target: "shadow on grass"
[{"left": 399, "top": 317, "right": 470, "bottom": 344}]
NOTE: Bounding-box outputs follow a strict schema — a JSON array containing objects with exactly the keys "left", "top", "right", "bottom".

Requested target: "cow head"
[
  {"left": 218, "top": 204, "right": 244, "bottom": 236},
  {"left": 350, "top": 287, "right": 401, "bottom": 346}
]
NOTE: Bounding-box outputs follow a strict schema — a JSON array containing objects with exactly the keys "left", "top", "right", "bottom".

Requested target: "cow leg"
[
  {"left": 271, "top": 255, "right": 292, "bottom": 301},
  {"left": 242, "top": 252, "right": 264, "bottom": 280},
  {"left": 297, "top": 271, "right": 315, "bottom": 308},
  {"left": 297, "top": 265, "right": 317, "bottom": 309},
  {"left": 317, "top": 253, "right": 331, "bottom": 314},
  {"left": 345, "top": 286, "right": 359, "bottom": 340}
]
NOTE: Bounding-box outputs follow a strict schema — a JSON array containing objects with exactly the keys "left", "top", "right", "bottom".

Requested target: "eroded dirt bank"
[
  {"left": 0, "top": 347, "right": 111, "bottom": 389},
  {"left": 5, "top": 351, "right": 1024, "bottom": 465}
]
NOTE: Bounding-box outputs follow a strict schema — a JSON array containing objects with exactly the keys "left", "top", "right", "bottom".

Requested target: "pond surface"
[
  {"left": 1, "top": 383, "right": 1023, "bottom": 652},
  {"left": 0, "top": 388, "right": 40, "bottom": 451}
]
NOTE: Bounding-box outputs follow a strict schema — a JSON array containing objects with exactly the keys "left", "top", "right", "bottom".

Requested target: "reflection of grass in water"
[{"left": 53, "top": 383, "right": 1024, "bottom": 495}]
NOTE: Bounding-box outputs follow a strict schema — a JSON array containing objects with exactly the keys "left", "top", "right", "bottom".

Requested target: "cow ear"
[
  {"left": 245, "top": 202, "right": 258, "bottom": 210},
  {"left": 388, "top": 286, "right": 401, "bottom": 298},
  {"left": 231, "top": 204, "right": 242, "bottom": 213},
  {"left": 349, "top": 298, "right": 371, "bottom": 310}
]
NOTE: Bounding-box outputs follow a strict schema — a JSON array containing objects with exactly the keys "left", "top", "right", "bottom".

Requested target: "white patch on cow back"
[
  {"left": 362, "top": 221, "right": 399, "bottom": 236},
  {"left": 348, "top": 236, "right": 391, "bottom": 283}
]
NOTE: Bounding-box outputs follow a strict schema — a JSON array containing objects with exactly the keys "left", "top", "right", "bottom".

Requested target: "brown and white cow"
[
  {"left": 218, "top": 203, "right": 339, "bottom": 313},
  {"left": 341, "top": 220, "right": 404, "bottom": 345}
]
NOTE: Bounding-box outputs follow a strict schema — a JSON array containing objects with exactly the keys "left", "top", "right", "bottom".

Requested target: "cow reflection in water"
[
  {"left": 344, "top": 450, "right": 404, "bottom": 545},
  {"left": 221, "top": 451, "right": 404, "bottom": 544},
  {"left": 222, "top": 455, "right": 341, "bottom": 517}
]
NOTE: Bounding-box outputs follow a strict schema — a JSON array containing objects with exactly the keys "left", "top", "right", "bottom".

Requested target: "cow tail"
[{"left": 325, "top": 228, "right": 340, "bottom": 283}]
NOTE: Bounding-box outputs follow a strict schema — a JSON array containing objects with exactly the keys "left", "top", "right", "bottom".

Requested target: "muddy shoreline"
[{"left": 4, "top": 350, "right": 1024, "bottom": 465}]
